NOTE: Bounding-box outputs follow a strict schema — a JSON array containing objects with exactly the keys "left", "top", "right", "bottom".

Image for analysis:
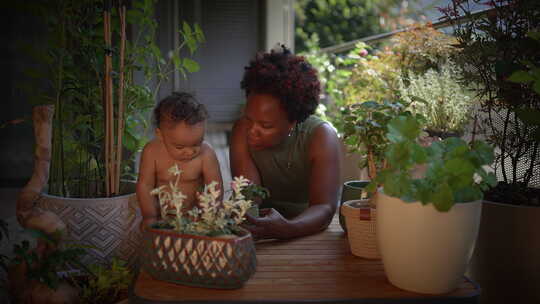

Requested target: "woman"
[{"left": 230, "top": 46, "right": 342, "bottom": 239}]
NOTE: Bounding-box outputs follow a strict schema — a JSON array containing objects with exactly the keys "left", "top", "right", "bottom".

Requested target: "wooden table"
[{"left": 129, "top": 217, "right": 480, "bottom": 303}]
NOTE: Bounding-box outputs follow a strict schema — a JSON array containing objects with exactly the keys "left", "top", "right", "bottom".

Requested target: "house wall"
[{"left": 0, "top": 8, "right": 42, "bottom": 187}]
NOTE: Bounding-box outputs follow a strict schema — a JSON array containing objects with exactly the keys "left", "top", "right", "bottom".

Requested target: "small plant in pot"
[
  {"left": 397, "top": 60, "right": 478, "bottom": 139},
  {"left": 139, "top": 165, "right": 265, "bottom": 289},
  {"left": 339, "top": 100, "right": 422, "bottom": 228},
  {"left": 366, "top": 114, "right": 496, "bottom": 294}
]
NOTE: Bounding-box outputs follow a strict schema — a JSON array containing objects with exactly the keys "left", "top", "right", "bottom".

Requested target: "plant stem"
[{"left": 115, "top": 3, "right": 126, "bottom": 195}]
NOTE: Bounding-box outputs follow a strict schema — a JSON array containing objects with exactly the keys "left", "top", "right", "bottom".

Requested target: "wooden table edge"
[{"left": 128, "top": 268, "right": 480, "bottom": 304}]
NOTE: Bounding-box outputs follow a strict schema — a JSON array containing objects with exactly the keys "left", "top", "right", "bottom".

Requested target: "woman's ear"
[{"left": 155, "top": 128, "right": 163, "bottom": 141}]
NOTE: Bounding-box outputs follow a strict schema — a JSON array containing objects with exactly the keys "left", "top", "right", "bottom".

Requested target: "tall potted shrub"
[
  {"left": 15, "top": 0, "right": 204, "bottom": 266},
  {"left": 368, "top": 114, "right": 496, "bottom": 294},
  {"left": 440, "top": 1, "right": 540, "bottom": 302}
]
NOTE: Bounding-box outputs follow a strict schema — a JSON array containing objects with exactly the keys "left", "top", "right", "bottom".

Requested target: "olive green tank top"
[{"left": 249, "top": 115, "right": 327, "bottom": 219}]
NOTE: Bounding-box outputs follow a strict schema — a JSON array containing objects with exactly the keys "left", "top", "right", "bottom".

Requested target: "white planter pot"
[{"left": 376, "top": 191, "right": 482, "bottom": 294}]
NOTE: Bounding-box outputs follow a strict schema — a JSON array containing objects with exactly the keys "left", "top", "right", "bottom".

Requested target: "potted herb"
[
  {"left": 139, "top": 165, "right": 261, "bottom": 289},
  {"left": 440, "top": 1, "right": 540, "bottom": 302},
  {"left": 15, "top": 0, "right": 204, "bottom": 266},
  {"left": 367, "top": 114, "right": 496, "bottom": 294},
  {"left": 397, "top": 60, "right": 477, "bottom": 139}
]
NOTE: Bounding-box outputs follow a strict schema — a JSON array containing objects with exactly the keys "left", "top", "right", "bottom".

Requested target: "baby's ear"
[{"left": 155, "top": 128, "right": 163, "bottom": 141}]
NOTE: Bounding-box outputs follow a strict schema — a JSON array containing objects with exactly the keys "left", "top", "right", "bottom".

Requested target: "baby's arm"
[
  {"left": 201, "top": 142, "right": 224, "bottom": 201},
  {"left": 136, "top": 143, "right": 159, "bottom": 230}
]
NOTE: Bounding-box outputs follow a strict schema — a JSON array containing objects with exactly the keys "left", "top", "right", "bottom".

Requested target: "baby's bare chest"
[{"left": 155, "top": 157, "right": 203, "bottom": 185}]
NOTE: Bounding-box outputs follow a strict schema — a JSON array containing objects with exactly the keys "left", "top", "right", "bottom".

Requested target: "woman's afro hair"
[{"left": 240, "top": 45, "right": 321, "bottom": 123}]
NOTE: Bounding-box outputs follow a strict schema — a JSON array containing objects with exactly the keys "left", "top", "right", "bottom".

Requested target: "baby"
[{"left": 136, "top": 92, "right": 223, "bottom": 230}]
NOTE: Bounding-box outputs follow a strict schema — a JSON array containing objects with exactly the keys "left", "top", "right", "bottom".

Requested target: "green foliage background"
[{"left": 294, "top": 0, "right": 427, "bottom": 53}]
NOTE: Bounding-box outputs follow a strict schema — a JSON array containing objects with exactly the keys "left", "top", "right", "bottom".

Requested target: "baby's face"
[{"left": 157, "top": 121, "right": 205, "bottom": 162}]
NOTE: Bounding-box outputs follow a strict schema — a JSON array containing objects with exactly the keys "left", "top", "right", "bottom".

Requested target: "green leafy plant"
[
  {"left": 300, "top": 34, "right": 355, "bottom": 133},
  {"left": 391, "top": 23, "right": 459, "bottom": 78},
  {"left": 439, "top": 0, "right": 540, "bottom": 204},
  {"left": 11, "top": 229, "right": 87, "bottom": 290},
  {"left": 79, "top": 258, "right": 132, "bottom": 304},
  {"left": 367, "top": 115, "right": 497, "bottom": 212},
  {"left": 398, "top": 61, "right": 477, "bottom": 135},
  {"left": 16, "top": 0, "right": 204, "bottom": 198},
  {"left": 150, "top": 165, "right": 267, "bottom": 236},
  {"left": 341, "top": 100, "right": 422, "bottom": 180},
  {"left": 507, "top": 30, "right": 540, "bottom": 142},
  {"left": 343, "top": 43, "right": 402, "bottom": 107}
]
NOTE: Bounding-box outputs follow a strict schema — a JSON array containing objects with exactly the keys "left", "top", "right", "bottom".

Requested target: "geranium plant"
[
  {"left": 150, "top": 165, "right": 263, "bottom": 237},
  {"left": 367, "top": 115, "right": 497, "bottom": 212}
]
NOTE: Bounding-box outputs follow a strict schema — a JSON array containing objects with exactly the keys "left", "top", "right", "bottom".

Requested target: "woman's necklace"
[{"left": 286, "top": 125, "right": 296, "bottom": 170}]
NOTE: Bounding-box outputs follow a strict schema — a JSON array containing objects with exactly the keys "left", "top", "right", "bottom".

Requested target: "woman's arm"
[
  {"left": 245, "top": 123, "right": 342, "bottom": 239},
  {"left": 230, "top": 117, "right": 262, "bottom": 186}
]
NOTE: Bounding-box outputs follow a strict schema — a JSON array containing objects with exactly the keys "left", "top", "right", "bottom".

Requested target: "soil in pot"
[{"left": 483, "top": 182, "right": 540, "bottom": 206}]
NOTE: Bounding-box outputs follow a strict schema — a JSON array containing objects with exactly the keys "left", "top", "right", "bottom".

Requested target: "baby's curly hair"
[
  {"left": 241, "top": 45, "right": 321, "bottom": 123},
  {"left": 154, "top": 92, "right": 208, "bottom": 128}
]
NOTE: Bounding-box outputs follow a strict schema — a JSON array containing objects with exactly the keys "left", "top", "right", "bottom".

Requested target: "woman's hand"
[{"left": 242, "top": 208, "right": 291, "bottom": 240}]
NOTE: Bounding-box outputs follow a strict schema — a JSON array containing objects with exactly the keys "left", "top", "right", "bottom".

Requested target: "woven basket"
[
  {"left": 139, "top": 226, "right": 257, "bottom": 289},
  {"left": 341, "top": 199, "right": 381, "bottom": 259}
]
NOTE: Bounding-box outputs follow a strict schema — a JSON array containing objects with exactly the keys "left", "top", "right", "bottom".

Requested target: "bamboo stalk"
[
  {"left": 104, "top": 1, "right": 113, "bottom": 196},
  {"left": 114, "top": 4, "right": 126, "bottom": 195}
]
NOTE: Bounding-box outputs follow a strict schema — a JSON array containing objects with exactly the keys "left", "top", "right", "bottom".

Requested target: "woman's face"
[{"left": 244, "top": 93, "right": 294, "bottom": 150}]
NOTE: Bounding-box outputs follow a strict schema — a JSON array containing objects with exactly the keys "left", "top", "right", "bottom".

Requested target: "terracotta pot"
[{"left": 139, "top": 227, "right": 257, "bottom": 289}]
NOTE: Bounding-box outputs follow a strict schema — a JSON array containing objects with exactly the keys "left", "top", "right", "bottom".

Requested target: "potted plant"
[
  {"left": 339, "top": 99, "right": 420, "bottom": 227},
  {"left": 366, "top": 114, "right": 496, "bottom": 294},
  {"left": 440, "top": 1, "right": 540, "bottom": 302},
  {"left": 15, "top": 0, "right": 204, "bottom": 266},
  {"left": 139, "top": 166, "right": 260, "bottom": 289},
  {"left": 6, "top": 228, "right": 133, "bottom": 304},
  {"left": 7, "top": 229, "right": 86, "bottom": 304},
  {"left": 397, "top": 60, "right": 477, "bottom": 139}
]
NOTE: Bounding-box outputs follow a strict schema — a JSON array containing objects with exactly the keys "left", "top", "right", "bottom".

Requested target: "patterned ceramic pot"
[
  {"left": 139, "top": 227, "right": 257, "bottom": 289},
  {"left": 35, "top": 182, "right": 142, "bottom": 267}
]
